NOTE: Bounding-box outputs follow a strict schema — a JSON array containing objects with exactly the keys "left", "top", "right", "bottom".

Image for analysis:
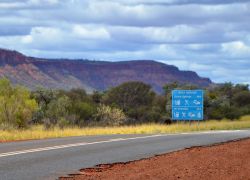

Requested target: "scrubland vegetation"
[
  {"left": 1, "top": 116, "right": 250, "bottom": 142},
  {"left": 0, "top": 77, "right": 250, "bottom": 141}
]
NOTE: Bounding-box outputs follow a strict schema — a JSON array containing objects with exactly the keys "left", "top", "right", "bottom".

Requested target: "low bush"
[{"left": 94, "top": 104, "right": 127, "bottom": 126}]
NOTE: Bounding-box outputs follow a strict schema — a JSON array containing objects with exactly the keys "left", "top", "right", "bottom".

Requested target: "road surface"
[{"left": 1, "top": 130, "right": 250, "bottom": 180}]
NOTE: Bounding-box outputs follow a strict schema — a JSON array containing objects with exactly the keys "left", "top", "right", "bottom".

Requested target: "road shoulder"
[{"left": 60, "top": 138, "right": 250, "bottom": 180}]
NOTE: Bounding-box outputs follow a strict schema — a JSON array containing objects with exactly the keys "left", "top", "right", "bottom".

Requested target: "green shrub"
[
  {"left": 103, "top": 81, "right": 155, "bottom": 112},
  {"left": 70, "top": 102, "right": 96, "bottom": 124},
  {"left": 233, "top": 91, "right": 250, "bottom": 106},
  {"left": 58, "top": 117, "right": 70, "bottom": 130},
  {"left": 223, "top": 106, "right": 242, "bottom": 120},
  {"left": 0, "top": 78, "right": 38, "bottom": 129},
  {"left": 43, "top": 95, "right": 71, "bottom": 128}
]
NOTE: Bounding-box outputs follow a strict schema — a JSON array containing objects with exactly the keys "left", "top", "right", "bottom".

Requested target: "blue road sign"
[{"left": 172, "top": 90, "right": 204, "bottom": 120}]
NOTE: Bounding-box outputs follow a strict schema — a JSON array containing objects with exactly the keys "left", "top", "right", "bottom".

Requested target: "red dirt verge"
[{"left": 60, "top": 138, "right": 250, "bottom": 180}]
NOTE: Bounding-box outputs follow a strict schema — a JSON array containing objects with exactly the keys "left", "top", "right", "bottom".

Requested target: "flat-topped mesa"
[
  {"left": 0, "top": 48, "right": 30, "bottom": 65},
  {"left": 0, "top": 48, "right": 213, "bottom": 93}
]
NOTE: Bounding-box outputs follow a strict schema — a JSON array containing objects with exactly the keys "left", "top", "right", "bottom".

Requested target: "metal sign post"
[{"left": 172, "top": 90, "right": 204, "bottom": 127}]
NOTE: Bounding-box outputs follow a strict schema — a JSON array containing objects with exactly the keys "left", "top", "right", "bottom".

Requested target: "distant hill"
[{"left": 0, "top": 48, "right": 212, "bottom": 93}]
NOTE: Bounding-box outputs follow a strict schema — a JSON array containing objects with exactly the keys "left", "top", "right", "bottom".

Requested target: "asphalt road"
[{"left": 1, "top": 130, "right": 250, "bottom": 180}]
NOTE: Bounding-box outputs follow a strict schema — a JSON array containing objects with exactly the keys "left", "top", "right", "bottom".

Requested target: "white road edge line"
[{"left": 0, "top": 130, "right": 247, "bottom": 158}]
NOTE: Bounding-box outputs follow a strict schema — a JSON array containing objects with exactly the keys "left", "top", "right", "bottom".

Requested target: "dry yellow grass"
[{"left": 1, "top": 115, "right": 250, "bottom": 142}]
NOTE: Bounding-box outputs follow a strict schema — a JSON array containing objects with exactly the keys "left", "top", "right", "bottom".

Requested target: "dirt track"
[{"left": 60, "top": 138, "right": 250, "bottom": 180}]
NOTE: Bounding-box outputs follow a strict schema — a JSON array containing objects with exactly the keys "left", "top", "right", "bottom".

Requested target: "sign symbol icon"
[
  {"left": 175, "top": 100, "right": 181, "bottom": 106},
  {"left": 193, "top": 100, "right": 201, "bottom": 105},
  {"left": 184, "top": 100, "right": 189, "bottom": 105},
  {"left": 175, "top": 112, "right": 180, "bottom": 118},
  {"left": 188, "top": 112, "right": 195, "bottom": 118},
  {"left": 182, "top": 112, "right": 186, "bottom": 117}
]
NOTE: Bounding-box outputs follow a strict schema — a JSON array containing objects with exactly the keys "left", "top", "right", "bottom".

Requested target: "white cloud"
[
  {"left": 221, "top": 41, "right": 250, "bottom": 57},
  {"left": 72, "top": 25, "right": 110, "bottom": 40},
  {"left": 0, "top": 2, "right": 24, "bottom": 8},
  {"left": 21, "top": 35, "right": 33, "bottom": 44},
  {"left": 0, "top": 0, "right": 60, "bottom": 9},
  {"left": 28, "top": 0, "right": 59, "bottom": 5},
  {"left": 0, "top": 0, "right": 249, "bottom": 84}
]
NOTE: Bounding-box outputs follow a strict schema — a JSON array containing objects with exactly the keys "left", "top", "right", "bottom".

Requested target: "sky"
[{"left": 0, "top": 0, "right": 249, "bottom": 84}]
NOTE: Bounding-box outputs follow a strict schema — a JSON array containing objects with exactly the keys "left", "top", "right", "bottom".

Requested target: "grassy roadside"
[{"left": 0, "top": 115, "right": 250, "bottom": 142}]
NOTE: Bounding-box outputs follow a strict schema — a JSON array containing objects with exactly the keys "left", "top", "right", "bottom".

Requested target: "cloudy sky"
[{"left": 0, "top": 0, "right": 249, "bottom": 84}]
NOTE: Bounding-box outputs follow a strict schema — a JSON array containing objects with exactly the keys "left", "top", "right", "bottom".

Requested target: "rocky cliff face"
[{"left": 0, "top": 48, "right": 212, "bottom": 93}]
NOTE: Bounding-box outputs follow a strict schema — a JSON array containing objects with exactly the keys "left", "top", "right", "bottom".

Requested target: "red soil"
[{"left": 60, "top": 138, "right": 250, "bottom": 180}]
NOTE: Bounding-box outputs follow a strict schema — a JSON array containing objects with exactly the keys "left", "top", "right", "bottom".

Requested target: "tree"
[
  {"left": 233, "top": 91, "right": 250, "bottom": 107},
  {"left": 65, "top": 88, "right": 97, "bottom": 125},
  {"left": 102, "top": 82, "right": 155, "bottom": 122},
  {"left": 45, "top": 96, "right": 71, "bottom": 122},
  {"left": 217, "top": 82, "right": 234, "bottom": 106},
  {"left": 0, "top": 78, "right": 38, "bottom": 128},
  {"left": 163, "top": 82, "right": 178, "bottom": 95},
  {"left": 234, "top": 84, "right": 249, "bottom": 93},
  {"left": 31, "top": 88, "right": 58, "bottom": 123},
  {"left": 66, "top": 88, "right": 89, "bottom": 102},
  {"left": 44, "top": 95, "right": 71, "bottom": 129},
  {"left": 204, "top": 83, "right": 250, "bottom": 120},
  {"left": 70, "top": 102, "right": 96, "bottom": 125},
  {"left": 103, "top": 81, "right": 155, "bottom": 111},
  {"left": 91, "top": 91, "right": 103, "bottom": 104}
]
